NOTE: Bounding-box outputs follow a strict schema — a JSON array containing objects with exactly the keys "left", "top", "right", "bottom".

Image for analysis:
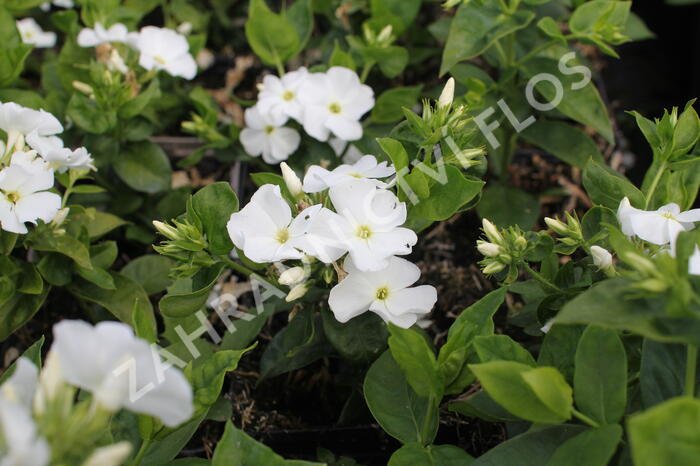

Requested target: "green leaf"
[
  {"left": 29, "top": 231, "right": 92, "bottom": 269},
  {"left": 68, "top": 272, "right": 156, "bottom": 332},
  {"left": 329, "top": 41, "right": 356, "bottom": 70},
  {"left": 71, "top": 209, "right": 127, "bottom": 240},
  {"left": 114, "top": 141, "right": 172, "bottom": 194},
  {"left": 191, "top": 182, "right": 239, "bottom": 255},
  {"left": 190, "top": 346, "right": 255, "bottom": 415},
  {"left": 389, "top": 443, "right": 474, "bottom": 466},
  {"left": 66, "top": 93, "right": 117, "bottom": 134},
  {"left": 119, "top": 78, "right": 161, "bottom": 119},
  {"left": 0, "top": 44, "right": 31, "bottom": 88},
  {"left": 440, "top": 3, "right": 535, "bottom": 75},
  {"left": 472, "top": 425, "right": 586, "bottom": 466},
  {"left": 363, "top": 351, "right": 438, "bottom": 445},
  {"left": 628, "top": 397, "right": 700, "bottom": 466},
  {"left": 520, "top": 121, "right": 604, "bottom": 168},
  {"left": 521, "top": 57, "right": 613, "bottom": 143},
  {"left": 388, "top": 324, "right": 443, "bottom": 399},
  {"left": 321, "top": 309, "right": 387, "bottom": 362},
  {"left": 476, "top": 183, "right": 539, "bottom": 230},
  {"left": 245, "top": 0, "right": 301, "bottom": 65},
  {"left": 473, "top": 335, "right": 537, "bottom": 366},
  {"left": 260, "top": 307, "right": 331, "bottom": 379},
  {"left": 371, "top": 86, "right": 422, "bottom": 124},
  {"left": 287, "top": 0, "right": 313, "bottom": 58},
  {"left": 369, "top": 0, "right": 421, "bottom": 35},
  {"left": 574, "top": 325, "right": 627, "bottom": 424},
  {"left": 0, "top": 336, "right": 44, "bottom": 385},
  {"left": 469, "top": 361, "right": 573, "bottom": 424},
  {"left": 640, "top": 340, "right": 686, "bottom": 409},
  {"left": 366, "top": 46, "right": 409, "bottom": 78},
  {"left": 582, "top": 159, "right": 645, "bottom": 209},
  {"left": 410, "top": 164, "right": 484, "bottom": 222},
  {"left": 159, "top": 263, "right": 225, "bottom": 318},
  {"left": 546, "top": 425, "right": 622, "bottom": 466},
  {"left": 448, "top": 390, "right": 519, "bottom": 423},
  {"left": 0, "top": 285, "right": 49, "bottom": 341},
  {"left": 121, "top": 255, "right": 175, "bottom": 295},
  {"left": 537, "top": 324, "right": 584, "bottom": 383}
]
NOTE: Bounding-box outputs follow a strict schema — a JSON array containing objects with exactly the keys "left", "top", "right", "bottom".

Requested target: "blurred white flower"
[
  {"left": 135, "top": 26, "right": 197, "bottom": 79},
  {"left": 329, "top": 256, "right": 437, "bottom": 328},
  {"left": 77, "top": 22, "right": 132, "bottom": 47},
  {"left": 0, "top": 401, "right": 50, "bottom": 466},
  {"left": 302, "top": 155, "right": 394, "bottom": 193},
  {"left": 0, "top": 103, "right": 62, "bottom": 155},
  {"left": 82, "top": 442, "right": 132, "bottom": 466},
  {"left": 298, "top": 67, "right": 374, "bottom": 142},
  {"left": 0, "top": 157, "right": 60, "bottom": 234},
  {"left": 16, "top": 18, "right": 56, "bottom": 48},
  {"left": 313, "top": 179, "right": 416, "bottom": 271},
  {"left": 44, "top": 146, "right": 95, "bottom": 173},
  {"left": 51, "top": 320, "right": 194, "bottom": 427},
  {"left": 689, "top": 247, "right": 700, "bottom": 276},
  {"left": 257, "top": 67, "right": 308, "bottom": 122},
  {"left": 617, "top": 197, "right": 700, "bottom": 246},
  {"left": 329, "top": 137, "right": 363, "bottom": 164},
  {"left": 227, "top": 185, "right": 339, "bottom": 263},
  {"left": 40, "top": 0, "right": 74, "bottom": 10},
  {"left": 240, "top": 106, "right": 300, "bottom": 164},
  {"left": 590, "top": 245, "right": 613, "bottom": 271},
  {"left": 0, "top": 358, "right": 38, "bottom": 409}
]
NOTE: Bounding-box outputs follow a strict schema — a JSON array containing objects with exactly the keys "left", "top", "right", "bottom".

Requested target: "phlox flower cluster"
[
  {"left": 240, "top": 66, "right": 375, "bottom": 164},
  {"left": 227, "top": 155, "right": 437, "bottom": 328},
  {"left": 0, "top": 319, "right": 193, "bottom": 465},
  {"left": 0, "top": 102, "right": 95, "bottom": 234}
]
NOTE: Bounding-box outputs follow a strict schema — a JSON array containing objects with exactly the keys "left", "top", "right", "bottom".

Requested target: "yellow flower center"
[
  {"left": 154, "top": 55, "right": 167, "bottom": 65},
  {"left": 661, "top": 212, "right": 676, "bottom": 220},
  {"left": 349, "top": 173, "right": 364, "bottom": 178},
  {"left": 275, "top": 228, "right": 290, "bottom": 244},
  {"left": 5, "top": 191, "right": 19, "bottom": 204},
  {"left": 375, "top": 286, "right": 390, "bottom": 301},
  {"left": 356, "top": 225, "right": 372, "bottom": 240},
  {"left": 264, "top": 125, "right": 275, "bottom": 134},
  {"left": 329, "top": 102, "right": 342, "bottom": 114},
  {"left": 282, "top": 90, "right": 294, "bottom": 101}
]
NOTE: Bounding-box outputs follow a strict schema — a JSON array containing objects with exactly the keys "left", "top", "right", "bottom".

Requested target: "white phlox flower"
[
  {"left": 302, "top": 154, "right": 395, "bottom": 193},
  {"left": 16, "top": 18, "right": 56, "bottom": 48},
  {"left": 257, "top": 67, "right": 309, "bottom": 122},
  {"left": 329, "top": 137, "right": 363, "bottom": 164},
  {"left": 0, "top": 358, "right": 38, "bottom": 409},
  {"left": 298, "top": 66, "right": 374, "bottom": 142},
  {"left": 0, "top": 154, "right": 60, "bottom": 234},
  {"left": 135, "top": 26, "right": 197, "bottom": 79},
  {"left": 240, "top": 106, "right": 300, "bottom": 164},
  {"left": 77, "top": 22, "right": 132, "bottom": 47},
  {"left": 0, "top": 400, "right": 50, "bottom": 466},
  {"left": 328, "top": 256, "right": 437, "bottom": 328},
  {"left": 0, "top": 102, "right": 63, "bottom": 155},
  {"left": 40, "top": 0, "right": 74, "bottom": 10},
  {"left": 308, "top": 178, "right": 416, "bottom": 271},
  {"left": 617, "top": 197, "right": 700, "bottom": 246},
  {"left": 51, "top": 320, "right": 194, "bottom": 427},
  {"left": 82, "top": 442, "right": 132, "bottom": 466},
  {"left": 44, "top": 146, "right": 95, "bottom": 173},
  {"left": 227, "top": 184, "right": 343, "bottom": 263}
]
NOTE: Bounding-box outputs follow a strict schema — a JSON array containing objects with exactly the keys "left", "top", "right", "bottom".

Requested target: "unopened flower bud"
[
  {"left": 83, "top": 442, "right": 132, "bottom": 466},
  {"left": 72, "top": 80, "right": 94, "bottom": 95},
  {"left": 622, "top": 251, "right": 656, "bottom": 275},
  {"left": 279, "top": 266, "right": 306, "bottom": 286},
  {"left": 377, "top": 24, "right": 393, "bottom": 43},
  {"left": 636, "top": 278, "right": 668, "bottom": 293},
  {"left": 544, "top": 217, "right": 569, "bottom": 236},
  {"left": 51, "top": 208, "right": 70, "bottom": 227},
  {"left": 176, "top": 22, "right": 192, "bottom": 35},
  {"left": 438, "top": 77, "right": 455, "bottom": 108},
  {"left": 285, "top": 283, "right": 308, "bottom": 302},
  {"left": 514, "top": 235, "right": 527, "bottom": 250},
  {"left": 477, "top": 240, "right": 501, "bottom": 257},
  {"left": 153, "top": 220, "right": 179, "bottom": 240},
  {"left": 280, "top": 162, "right": 303, "bottom": 197},
  {"left": 482, "top": 218, "right": 503, "bottom": 244},
  {"left": 590, "top": 245, "right": 613, "bottom": 271},
  {"left": 482, "top": 262, "right": 506, "bottom": 274}
]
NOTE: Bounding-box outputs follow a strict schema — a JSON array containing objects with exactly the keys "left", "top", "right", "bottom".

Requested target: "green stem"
[
  {"left": 686, "top": 344, "right": 697, "bottom": 397},
  {"left": 493, "top": 41, "right": 509, "bottom": 68},
  {"left": 219, "top": 256, "right": 255, "bottom": 277},
  {"left": 643, "top": 161, "right": 667, "bottom": 210},
  {"left": 572, "top": 408, "right": 600, "bottom": 428},
  {"left": 360, "top": 60, "right": 375, "bottom": 83},
  {"left": 132, "top": 438, "right": 152, "bottom": 466},
  {"left": 523, "top": 263, "right": 564, "bottom": 294}
]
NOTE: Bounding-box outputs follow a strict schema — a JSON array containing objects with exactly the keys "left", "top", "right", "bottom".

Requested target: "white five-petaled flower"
[
  {"left": 51, "top": 320, "right": 194, "bottom": 427},
  {"left": 227, "top": 185, "right": 342, "bottom": 263},
  {"left": 0, "top": 155, "right": 60, "bottom": 234},
  {"left": 0, "top": 102, "right": 63, "bottom": 155},
  {"left": 135, "top": 26, "right": 197, "bottom": 79},
  {"left": 328, "top": 256, "right": 437, "bottom": 328},
  {"left": 298, "top": 67, "right": 374, "bottom": 142},
  {"left": 617, "top": 197, "right": 700, "bottom": 246},
  {"left": 77, "top": 22, "right": 134, "bottom": 47},
  {"left": 257, "top": 67, "right": 309, "bottom": 122},
  {"left": 16, "top": 18, "right": 57, "bottom": 48},
  {"left": 240, "top": 106, "right": 300, "bottom": 164},
  {"left": 302, "top": 155, "right": 395, "bottom": 193},
  {"left": 44, "top": 146, "right": 95, "bottom": 173},
  {"left": 310, "top": 179, "right": 416, "bottom": 271}
]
